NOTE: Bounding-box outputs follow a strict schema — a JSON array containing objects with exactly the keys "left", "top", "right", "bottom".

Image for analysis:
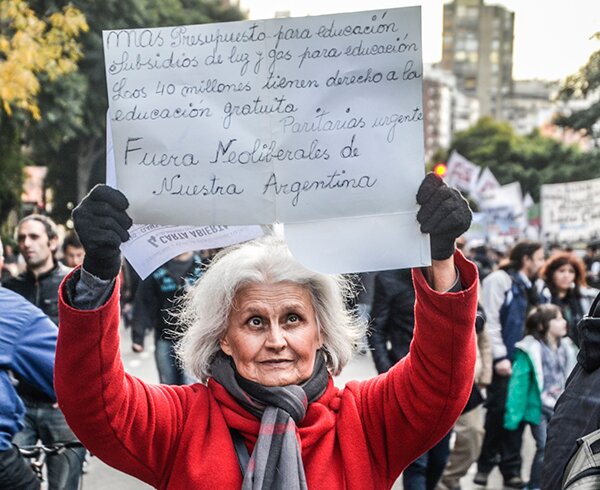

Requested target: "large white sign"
[
  {"left": 541, "top": 178, "right": 600, "bottom": 243},
  {"left": 103, "top": 7, "right": 425, "bottom": 226}
]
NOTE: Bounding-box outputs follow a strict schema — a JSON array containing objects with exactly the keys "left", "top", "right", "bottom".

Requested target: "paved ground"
[{"left": 69, "top": 325, "right": 533, "bottom": 489}]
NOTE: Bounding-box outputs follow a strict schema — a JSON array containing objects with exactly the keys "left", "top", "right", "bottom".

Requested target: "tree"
[
  {"left": 554, "top": 32, "right": 600, "bottom": 148},
  {"left": 24, "top": 0, "right": 245, "bottom": 224},
  {"left": 0, "top": 0, "right": 88, "bottom": 118},
  {"left": 449, "top": 117, "right": 600, "bottom": 202},
  {"left": 0, "top": 0, "right": 88, "bottom": 224}
]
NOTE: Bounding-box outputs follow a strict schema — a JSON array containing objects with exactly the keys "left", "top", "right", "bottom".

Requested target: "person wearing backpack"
[
  {"left": 131, "top": 251, "right": 204, "bottom": 385},
  {"left": 474, "top": 240, "right": 547, "bottom": 489},
  {"left": 504, "top": 304, "right": 577, "bottom": 490},
  {"left": 542, "top": 292, "right": 600, "bottom": 489}
]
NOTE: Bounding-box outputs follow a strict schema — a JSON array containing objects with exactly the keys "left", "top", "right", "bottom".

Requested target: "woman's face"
[
  {"left": 220, "top": 282, "right": 322, "bottom": 387},
  {"left": 548, "top": 311, "right": 567, "bottom": 340},
  {"left": 552, "top": 263, "right": 576, "bottom": 293}
]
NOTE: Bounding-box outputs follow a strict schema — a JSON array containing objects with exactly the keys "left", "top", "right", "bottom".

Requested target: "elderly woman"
[
  {"left": 540, "top": 251, "right": 599, "bottom": 346},
  {"left": 55, "top": 174, "right": 478, "bottom": 489}
]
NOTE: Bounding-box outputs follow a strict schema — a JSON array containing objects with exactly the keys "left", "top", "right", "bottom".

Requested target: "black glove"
[
  {"left": 416, "top": 172, "right": 472, "bottom": 260},
  {"left": 72, "top": 185, "right": 132, "bottom": 280}
]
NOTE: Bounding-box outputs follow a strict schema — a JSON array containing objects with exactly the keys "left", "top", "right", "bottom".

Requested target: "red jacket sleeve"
[
  {"left": 55, "top": 272, "right": 204, "bottom": 487},
  {"left": 341, "top": 251, "right": 478, "bottom": 484}
]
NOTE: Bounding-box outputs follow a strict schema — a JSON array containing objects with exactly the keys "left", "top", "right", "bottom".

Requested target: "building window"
[
  {"left": 464, "top": 78, "right": 476, "bottom": 90},
  {"left": 455, "top": 51, "right": 467, "bottom": 61},
  {"left": 465, "top": 39, "right": 478, "bottom": 51},
  {"left": 466, "top": 7, "right": 478, "bottom": 19}
]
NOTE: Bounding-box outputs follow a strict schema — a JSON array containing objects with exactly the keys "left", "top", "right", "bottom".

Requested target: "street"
[{"left": 77, "top": 324, "right": 533, "bottom": 490}]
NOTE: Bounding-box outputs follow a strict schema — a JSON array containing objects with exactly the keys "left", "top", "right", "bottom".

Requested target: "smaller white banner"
[
  {"left": 541, "top": 177, "right": 600, "bottom": 243},
  {"left": 445, "top": 150, "right": 481, "bottom": 194}
]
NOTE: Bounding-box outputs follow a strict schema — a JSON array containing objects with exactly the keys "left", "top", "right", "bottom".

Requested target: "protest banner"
[
  {"left": 472, "top": 167, "right": 500, "bottom": 204},
  {"left": 485, "top": 207, "right": 523, "bottom": 243},
  {"left": 479, "top": 182, "right": 525, "bottom": 244},
  {"left": 445, "top": 150, "right": 480, "bottom": 195},
  {"left": 479, "top": 182, "right": 523, "bottom": 213},
  {"left": 541, "top": 177, "right": 600, "bottom": 243},
  {"left": 103, "top": 7, "right": 425, "bottom": 227},
  {"left": 464, "top": 212, "right": 488, "bottom": 243}
]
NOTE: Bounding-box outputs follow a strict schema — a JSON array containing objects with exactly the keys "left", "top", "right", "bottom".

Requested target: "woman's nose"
[{"left": 265, "top": 324, "right": 286, "bottom": 350}]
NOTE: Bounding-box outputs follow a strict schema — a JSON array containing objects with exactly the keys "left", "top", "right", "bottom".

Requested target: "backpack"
[
  {"left": 562, "top": 428, "right": 600, "bottom": 489},
  {"left": 561, "top": 292, "right": 600, "bottom": 489},
  {"left": 499, "top": 271, "right": 542, "bottom": 360}
]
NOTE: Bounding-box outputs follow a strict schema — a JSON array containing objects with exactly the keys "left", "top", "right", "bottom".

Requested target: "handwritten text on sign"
[
  {"left": 103, "top": 7, "right": 424, "bottom": 225},
  {"left": 541, "top": 177, "right": 600, "bottom": 243}
]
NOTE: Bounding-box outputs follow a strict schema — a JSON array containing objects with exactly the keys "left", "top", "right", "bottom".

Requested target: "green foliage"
[
  {"left": 0, "top": 0, "right": 88, "bottom": 119},
  {"left": 0, "top": 0, "right": 87, "bottom": 224},
  {"left": 555, "top": 32, "right": 600, "bottom": 147},
  {"left": 22, "top": 0, "right": 245, "bottom": 223},
  {"left": 449, "top": 117, "right": 600, "bottom": 202},
  {"left": 0, "top": 114, "right": 27, "bottom": 224}
]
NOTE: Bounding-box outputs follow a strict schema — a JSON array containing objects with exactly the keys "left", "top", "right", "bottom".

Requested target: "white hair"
[{"left": 175, "top": 235, "right": 366, "bottom": 383}]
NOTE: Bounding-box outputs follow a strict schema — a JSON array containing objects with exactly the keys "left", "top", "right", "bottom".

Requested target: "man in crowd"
[
  {"left": 0, "top": 237, "right": 57, "bottom": 489},
  {"left": 3, "top": 215, "right": 85, "bottom": 489},
  {"left": 3, "top": 215, "right": 70, "bottom": 324},
  {"left": 61, "top": 231, "right": 85, "bottom": 268},
  {"left": 474, "top": 240, "right": 546, "bottom": 489},
  {"left": 368, "top": 268, "right": 415, "bottom": 374},
  {"left": 131, "top": 251, "right": 204, "bottom": 385}
]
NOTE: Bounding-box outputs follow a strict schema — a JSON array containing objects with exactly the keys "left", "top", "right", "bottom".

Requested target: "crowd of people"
[
  {"left": 363, "top": 236, "right": 600, "bottom": 490},
  {"left": 1, "top": 175, "right": 600, "bottom": 488}
]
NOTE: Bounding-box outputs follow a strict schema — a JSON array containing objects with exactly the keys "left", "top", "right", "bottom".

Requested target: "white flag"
[
  {"left": 473, "top": 167, "right": 500, "bottom": 203},
  {"left": 479, "top": 182, "right": 526, "bottom": 236},
  {"left": 445, "top": 150, "right": 481, "bottom": 195}
]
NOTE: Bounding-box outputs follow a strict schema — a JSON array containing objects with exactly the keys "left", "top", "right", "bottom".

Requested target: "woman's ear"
[{"left": 220, "top": 337, "right": 232, "bottom": 356}]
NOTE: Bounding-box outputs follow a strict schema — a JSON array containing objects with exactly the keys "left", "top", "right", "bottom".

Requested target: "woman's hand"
[
  {"left": 416, "top": 173, "right": 472, "bottom": 291},
  {"left": 416, "top": 172, "right": 472, "bottom": 260},
  {"left": 72, "top": 185, "right": 132, "bottom": 280},
  {"left": 495, "top": 359, "right": 512, "bottom": 376}
]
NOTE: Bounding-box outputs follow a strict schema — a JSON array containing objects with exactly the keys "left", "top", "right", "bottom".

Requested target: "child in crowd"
[{"left": 504, "top": 304, "right": 577, "bottom": 490}]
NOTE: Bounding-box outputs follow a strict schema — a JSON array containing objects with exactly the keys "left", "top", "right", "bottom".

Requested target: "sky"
[{"left": 237, "top": 0, "right": 600, "bottom": 81}]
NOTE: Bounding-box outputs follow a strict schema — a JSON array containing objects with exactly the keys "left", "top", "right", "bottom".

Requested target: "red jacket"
[{"left": 55, "top": 252, "right": 478, "bottom": 489}]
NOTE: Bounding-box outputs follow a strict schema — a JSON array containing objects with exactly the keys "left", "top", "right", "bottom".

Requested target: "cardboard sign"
[{"left": 103, "top": 7, "right": 425, "bottom": 226}]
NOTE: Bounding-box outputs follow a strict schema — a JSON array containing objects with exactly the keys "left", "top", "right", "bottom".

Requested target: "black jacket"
[
  {"left": 132, "top": 255, "right": 203, "bottom": 346},
  {"left": 542, "top": 291, "right": 600, "bottom": 489},
  {"left": 3, "top": 262, "right": 70, "bottom": 326},
  {"left": 368, "top": 269, "right": 415, "bottom": 374}
]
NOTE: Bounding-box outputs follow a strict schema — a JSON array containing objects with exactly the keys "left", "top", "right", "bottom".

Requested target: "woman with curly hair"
[{"left": 540, "top": 251, "right": 599, "bottom": 346}]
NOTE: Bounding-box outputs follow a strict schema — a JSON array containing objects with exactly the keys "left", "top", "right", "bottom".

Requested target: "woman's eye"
[
  {"left": 249, "top": 317, "right": 263, "bottom": 327},
  {"left": 288, "top": 314, "right": 300, "bottom": 323}
]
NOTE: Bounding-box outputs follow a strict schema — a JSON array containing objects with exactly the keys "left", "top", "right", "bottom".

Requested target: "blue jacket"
[
  {"left": 0, "top": 287, "right": 57, "bottom": 450},
  {"left": 499, "top": 271, "right": 546, "bottom": 360}
]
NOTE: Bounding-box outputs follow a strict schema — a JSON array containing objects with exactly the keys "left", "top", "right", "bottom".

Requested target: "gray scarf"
[{"left": 211, "top": 351, "right": 329, "bottom": 490}]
